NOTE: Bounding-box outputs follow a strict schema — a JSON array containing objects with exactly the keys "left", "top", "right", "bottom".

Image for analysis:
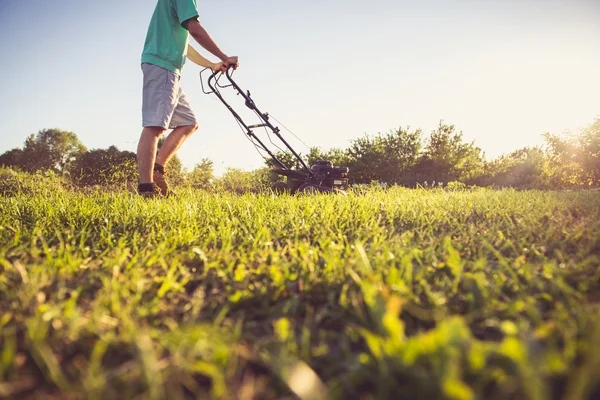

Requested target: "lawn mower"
[{"left": 200, "top": 66, "right": 349, "bottom": 194}]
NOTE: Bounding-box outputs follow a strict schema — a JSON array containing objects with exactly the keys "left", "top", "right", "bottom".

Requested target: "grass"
[{"left": 1, "top": 186, "right": 600, "bottom": 399}]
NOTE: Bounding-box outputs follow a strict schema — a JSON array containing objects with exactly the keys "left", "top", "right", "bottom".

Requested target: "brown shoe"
[
  {"left": 153, "top": 171, "right": 168, "bottom": 196},
  {"left": 153, "top": 164, "right": 170, "bottom": 197},
  {"left": 138, "top": 182, "right": 162, "bottom": 198}
]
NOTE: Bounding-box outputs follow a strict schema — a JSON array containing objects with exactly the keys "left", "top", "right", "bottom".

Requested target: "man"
[{"left": 138, "top": 0, "right": 239, "bottom": 196}]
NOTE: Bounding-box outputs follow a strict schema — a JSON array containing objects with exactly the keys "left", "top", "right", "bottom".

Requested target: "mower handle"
[
  {"left": 199, "top": 65, "right": 314, "bottom": 176},
  {"left": 200, "top": 64, "right": 238, "bottom": 94},
  {"left": 199, "top": 67, "right": 215, "bottom": 94}
]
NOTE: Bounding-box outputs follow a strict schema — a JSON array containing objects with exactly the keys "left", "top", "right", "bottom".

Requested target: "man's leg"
[
  {"left": 137, "top": 126, "right": 166, "bottom": 184},
  {"left": 151, "top": 85, "right": 199, "bottom": 196},
  {"left": 139, "top": 63, "right": 181, "bottom": 194},
  {"left": 150, "top": 124, "right": 198, "bottom": 196},
  {"left": 156, "top": 124, "right": 198, "bottom": 166}
]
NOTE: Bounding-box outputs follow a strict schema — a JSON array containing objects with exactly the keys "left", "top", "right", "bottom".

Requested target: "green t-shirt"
[{"left": 141, "top": 0, "right": 199, "bottom": 74}]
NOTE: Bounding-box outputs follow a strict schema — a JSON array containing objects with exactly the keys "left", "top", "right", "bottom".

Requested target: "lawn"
[{"left": 1, "top": 187, "right": 599, "bottom": 399}]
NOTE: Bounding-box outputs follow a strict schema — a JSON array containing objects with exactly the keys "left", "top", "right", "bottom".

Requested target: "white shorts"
[{"left": 141, "top": 63, "right": 198, "bottom": 129}]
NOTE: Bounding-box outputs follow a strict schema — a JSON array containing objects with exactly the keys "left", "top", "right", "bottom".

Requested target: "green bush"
[
  {"left": 446, "top": 181, "right": 467, "bottom": 191},
  {"left": 70, "top": 147, "right": 137, "bottom": 189},
  {"left": 212, "top": 168, "right": 272, "bottom": 194},
  {"left": 0, "top": 167, "right": 70, "bottom": 196}
]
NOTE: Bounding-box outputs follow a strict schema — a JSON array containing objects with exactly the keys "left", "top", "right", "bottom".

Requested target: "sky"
[{"left": 0, "top": 0, "right": 599, "bottom": 175}]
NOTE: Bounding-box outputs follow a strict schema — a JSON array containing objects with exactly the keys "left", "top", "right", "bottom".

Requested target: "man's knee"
[
  {"left": 176, "top": 123, "right": 198, "bottom": 137},
  {"left": 186, "top": 124, "right": 199, "bottom": 135},
  {"left": 143, "top": 126, "right": 167, "bottom": 138}
]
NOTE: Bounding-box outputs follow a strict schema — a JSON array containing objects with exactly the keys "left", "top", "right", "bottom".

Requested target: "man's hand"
[
  {"left": 212, "top": 57, "right": 239, "bottom": 73},
  {"left": 211, "top": 62, "right": 223, "bottom": 72},
  {"left": 223, "top": 56, "right": 239, "bottom": 71}
]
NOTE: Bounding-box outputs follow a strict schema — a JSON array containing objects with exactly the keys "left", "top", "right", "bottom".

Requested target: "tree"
[
  {"left": 543, "top": 131, "right": 584, "bottom": 188},
  {"left": 21, "top": 129, "right": 87, "bottom": 173},
  {"left": 345, "top": 134, "right": 385, "bottom": 184},
  {"left": 0, "top": 148, "right": 25, "bottom": 169},
  {"left": 187, "top": 158, "right": 214, "bottom": 189},
  {"left": 543, "top": 117, "right": 600, "bottom": 188},
  {"left": 379, "top": 127, "right": 422, "bottom": 185},
  {"left": 415, "top": 122, "right": 484, "bottom": 184},
  {"left": 213, "top": 168, "right": 268, "bottom": 194},
  {"left": 487, "top": 147, "right": 549, "bottom": 188},
  {"left": 579, "top": 117, "right": 600, "bottom": 185},
  {"left": 345, "top": 127, "right": 422, "bottom": 185},
  {"left": 306, "top": 147, "right": 349, "bottom": 168},
  {"left": 165, "top": 155, "right": 186, "bottom": 188},
  {"left": 70, "top": 146, "right": 136, "bottom": 187}
]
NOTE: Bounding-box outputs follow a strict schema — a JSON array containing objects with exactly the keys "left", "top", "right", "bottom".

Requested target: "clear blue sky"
[{"left": 1, "top": 0, "right": 599, "bottom": 175}]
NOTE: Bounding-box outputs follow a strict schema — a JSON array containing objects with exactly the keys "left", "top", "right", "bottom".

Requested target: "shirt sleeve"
[{"left": 174, "top": 0, "right": 199, "bottom": 28}]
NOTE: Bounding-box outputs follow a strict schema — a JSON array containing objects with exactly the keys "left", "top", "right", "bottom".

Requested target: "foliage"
[
  {"left": 164, "top": 155, "right": 186, "bottom": 188},
  {"left": 260, "top": 123, "right": 485, "bottom": 189},
  {"left": 543, "top": 132, "right": 586, "bottom": 188},
  {"left": 23, "top": 129, "right": 87, "bottom": 173},
  {"left": 485, "top": 147, "right": 550, "bottom": 188},
  {"left": 416, "top": 122, "right": 485, "bottom": 185},
  {"left": 3, "top": 116, "right": 600, "bottom": 193},
  {"left": 212, "top": 167, "right": 272, "bottom": 194},
  {"left": 579, "top": 117, "right": 600, "bottom": 184},
  {"left": 186, "top": 158, "right": 214, "bottom": 190},
  {"left": 543, "top": 117, "right": 600, "bottom": 188},
  {"left": 346, "top": 127, "right": 423, "bottom": 185},
  {"left": 0, "top": 148, "right": 25, "bottom": 169},
  {"left": 1, "top": 188, "right": 599, "bottom": 399},
  {"left": 445, "top": 181, "right": 468, "bottom": 191},
  {"left": 0, "top": 167, "right": 70, "bottom": 196},
  {"left": 306, "top": 146, "right": 349, "bottom": 169},
  {"left": 70, "top": 146, "right": 137, "bottom": 188},
  {"left": 0, "top": 129, "right": 86, "bottom": 174}
]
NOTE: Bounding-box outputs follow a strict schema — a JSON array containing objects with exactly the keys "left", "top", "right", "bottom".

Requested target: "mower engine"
[
  {"left": 307, "top": 160, "right": 348, "bottom": 189},
  {"left": 281, "top": 160, "right": 349, "bottom": 194}
]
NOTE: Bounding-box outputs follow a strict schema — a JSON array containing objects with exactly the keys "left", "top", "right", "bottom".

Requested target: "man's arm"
[
  {"left": 185, "top": 18, "right": 238, "bottom": 69},
  {"left": 187, "top": 44, "right": 221, "bottom": 70}
]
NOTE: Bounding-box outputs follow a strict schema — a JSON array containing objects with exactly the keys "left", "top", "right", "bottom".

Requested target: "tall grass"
[{"left": 1, "top": 187, "right": 599, "bottom": 399}]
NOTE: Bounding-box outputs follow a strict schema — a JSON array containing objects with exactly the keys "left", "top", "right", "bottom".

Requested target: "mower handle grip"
[
  {"left": 225, "top": 65, "right": 236, "bottom": 80},
  {"left": 212, "top": 65, "right": 237, "bottom": 86},
  {"left": 200, "top": 65, "right": 236, "bottom": 94}
]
